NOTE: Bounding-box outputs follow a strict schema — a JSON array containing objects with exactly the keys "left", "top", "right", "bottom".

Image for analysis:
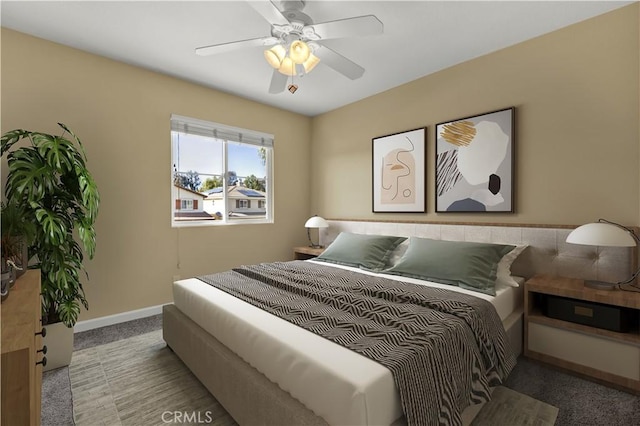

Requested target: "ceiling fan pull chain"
[{"left": 288, "top": 61, "right": 298, "bottom": 94}]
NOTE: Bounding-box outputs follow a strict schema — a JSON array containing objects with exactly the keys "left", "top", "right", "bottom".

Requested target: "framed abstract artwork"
[
  {"left": 372, "top": 127, "right": 426, "bottom": 213},
  {"left": 435, "top": 107, "right": 515, "bottom": 213}
]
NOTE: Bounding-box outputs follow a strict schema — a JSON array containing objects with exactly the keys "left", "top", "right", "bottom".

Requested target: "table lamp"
[
  {"left": 566, "top": 219, "right": 639, "bottom": 290},
  {"left": 304, "top": 216, "right": 329, "bottom": 248}
]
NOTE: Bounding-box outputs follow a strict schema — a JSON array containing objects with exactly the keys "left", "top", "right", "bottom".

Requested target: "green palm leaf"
[
  {"left": 77, "top": 220, "right": 97, "bottom": 259},
  {"left": 57, "top": 299, "right": 81, "bottom": 328},
  {"left": 5, "top": 148, "right": 52, "bottom": 202},
  {"left": 34, "top": 207, "right": 67, "bottom": 245},
  {"left": 77, "top": 169, "right": 100, "bottom": 222},
  {"left": 33, "top": 133, "right": 75, "bottom": 172},
  {"left": 58, "top": 122, "right": 87, "bottom": 161},
  {"left": 1, "top": 129, "right": 31, "bottom": 156}
]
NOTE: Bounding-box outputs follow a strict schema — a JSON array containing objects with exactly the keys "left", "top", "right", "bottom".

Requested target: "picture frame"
[
  {"left": 372, "top": 127, "right": 426, "bottom": 213},
  {"left": 435, "top": 107, "right": 515, "bottom": 213}
]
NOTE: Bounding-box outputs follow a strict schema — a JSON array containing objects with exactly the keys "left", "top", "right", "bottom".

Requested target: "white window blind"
[{"left": 170, "top": 114, "right": 274, "bottom": 148}]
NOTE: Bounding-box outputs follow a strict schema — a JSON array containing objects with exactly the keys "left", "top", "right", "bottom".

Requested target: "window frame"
[
  {"left": 180, "top": 199, "right": 194, "bottom": 210},
  {"left": 170, "top": 114, "right": 274, "bottom": 228}
]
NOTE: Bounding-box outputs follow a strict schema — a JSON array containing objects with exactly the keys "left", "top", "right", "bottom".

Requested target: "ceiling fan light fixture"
[
  {"left": 302, "top": 53, "right": 320, "bottom": 73},
  {"left": 264, "top": 44, "right": 286, "bottom": 68},
  {"left": 197, "top": 1, "right": 383, "bottom": 94},
  {"left": 278, "top": 56, "right": 297, "bottom": 76},
  {"left": 289, "top": 40, "right": 311, "bottom": 64}
]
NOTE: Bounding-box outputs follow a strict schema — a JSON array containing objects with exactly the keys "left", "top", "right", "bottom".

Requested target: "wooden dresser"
[{"left": 1, "top": 270, "right": 45, "bottom": 425}]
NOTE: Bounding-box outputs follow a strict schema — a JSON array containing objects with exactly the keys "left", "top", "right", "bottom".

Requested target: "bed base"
[
  {"left": 163, "top": 303, "right": 329, "bottom": 426},
  {"left": 163, "top": 303, "right": 523, "bottom": 426}
]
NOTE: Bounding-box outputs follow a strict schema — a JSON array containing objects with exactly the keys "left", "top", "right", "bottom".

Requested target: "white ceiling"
[{"left": 1, "top": 1, "right": 633, "bottom": 116}]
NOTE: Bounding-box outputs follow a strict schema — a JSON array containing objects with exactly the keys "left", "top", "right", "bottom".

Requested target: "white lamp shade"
[
  {"left": 302, "top": 53, "right": 320, "bottom": 73},
  {"left": 566, "top": 222, "right": 636, "bottom": 247},
  {"left": 304, "top": 216, "right": 329, "bottom": 229},
  {"left": 289, "top": 40, "right": 311, "bottom": 64},
  {"left": 264, "top": 45, "right": 286, "bottom": 68},
  {"left": 278, "top": 57, "right": 296, "bottom": 76}
]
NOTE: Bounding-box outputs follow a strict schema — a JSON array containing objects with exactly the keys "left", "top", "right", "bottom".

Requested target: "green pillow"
[
  {"left": 315, "top": 232, "right": 407, "bottom": 272},
  {"left": 385, "top": 238, "right": 515, "bottom": 295}
]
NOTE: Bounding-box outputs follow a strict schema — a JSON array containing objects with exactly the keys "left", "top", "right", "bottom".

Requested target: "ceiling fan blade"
[
  {"left": 314, "top": 45, "right": 365, "bottom": 80},
  {"left": 195, "top": 37, "right": 277, "bottom": 56},
  {"left": 268, "top": 70, "right": 288, "bottom": 94},
  {"left": 310, "top": 15, "right": 383, "bottom": 40},
  {"left": 248, "top": 1, "right": 290, "bottom": 27}
]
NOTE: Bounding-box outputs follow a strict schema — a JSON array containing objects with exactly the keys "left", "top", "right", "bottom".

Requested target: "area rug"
[
  {"left": 70, "top": 330, "right": 558, "bottom": 425},
  {"left": 70, "top": 330, "right": 236, "bottom": 426},
  {"left": 470, "top": 386, "right": 558, "bottom": 426}
]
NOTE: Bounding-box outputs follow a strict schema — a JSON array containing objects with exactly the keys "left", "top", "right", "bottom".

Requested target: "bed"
[{"left": 163, "top": 220, "right": 634, "bottom": 426}]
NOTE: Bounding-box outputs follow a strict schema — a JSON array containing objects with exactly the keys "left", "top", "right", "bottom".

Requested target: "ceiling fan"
[{"left": 195, "top": 0, "right": 383, "bottom": 94}]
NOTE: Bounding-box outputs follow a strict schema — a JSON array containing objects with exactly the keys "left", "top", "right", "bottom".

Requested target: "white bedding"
[{"left": 171, "top": 261, "right": 522, "bottom": 426}]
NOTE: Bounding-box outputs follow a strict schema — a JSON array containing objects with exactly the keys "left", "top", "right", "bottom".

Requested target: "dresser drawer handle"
[
  {"left": 35, "top": 327, "right": 46, "bottom": 337},
  {"left": 38, "top": 345, "right": 48, "bottom": 355},
  {"left": 36, "top": 356, "right": 47, "bottom": 367}
]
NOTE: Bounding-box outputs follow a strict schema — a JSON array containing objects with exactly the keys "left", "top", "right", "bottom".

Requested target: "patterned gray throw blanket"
[{"left": 198, "top": 261, "right": 516, "bottom": 426}]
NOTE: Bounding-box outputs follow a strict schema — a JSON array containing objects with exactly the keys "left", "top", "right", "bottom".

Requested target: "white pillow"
[{"left": 495, "top": 245, "right": 528, "bottom": 287}]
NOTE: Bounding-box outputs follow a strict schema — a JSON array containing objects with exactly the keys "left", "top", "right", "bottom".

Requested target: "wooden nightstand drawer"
[{"left": 528, "top": 322, "right": 640, "bottom": 381}]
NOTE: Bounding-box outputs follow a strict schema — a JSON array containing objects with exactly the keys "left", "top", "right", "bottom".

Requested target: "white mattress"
[{"left": 172, "top": 261, "right": 522, "bottom": 426}]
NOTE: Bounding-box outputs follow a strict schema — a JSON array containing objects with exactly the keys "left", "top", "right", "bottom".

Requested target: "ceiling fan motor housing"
[
  {"left": 280, "top": 0, "right": 313, "bottom": 26},
  {"left": 281, "top": 1, "right": 306, "bottom": 13}
]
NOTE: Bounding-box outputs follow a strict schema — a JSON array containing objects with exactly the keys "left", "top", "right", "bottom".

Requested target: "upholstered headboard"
[{"left": 319, "top": 220, "right": 636, "bottom": 284}]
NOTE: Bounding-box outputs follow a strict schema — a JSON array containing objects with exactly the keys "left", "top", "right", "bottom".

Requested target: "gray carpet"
[
  {"left": 504, "top": 356, "right": 640, "bottom": 425},
  {"left": 42, "top": 314, "right": 640, "bottom": 425}
]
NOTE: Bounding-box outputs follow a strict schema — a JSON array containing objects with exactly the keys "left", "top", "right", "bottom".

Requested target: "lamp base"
[
  {"left": 584, "top": 280, "right": 618, "bottom": 290},
  {"left": 306, "top": 228, "right": 324, "bottom": 250}
]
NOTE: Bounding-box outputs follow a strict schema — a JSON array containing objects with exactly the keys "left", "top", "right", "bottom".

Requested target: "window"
[{"left": 171, "top": 114, "right": 274, "bottom": 226}]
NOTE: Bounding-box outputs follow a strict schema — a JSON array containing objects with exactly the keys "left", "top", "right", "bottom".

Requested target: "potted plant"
[
  {"left": 1, "top": 123, "right": 99, "bottom": 369},
  {"left": 1, "top": 200, "right": 35, "bottom": 301}
]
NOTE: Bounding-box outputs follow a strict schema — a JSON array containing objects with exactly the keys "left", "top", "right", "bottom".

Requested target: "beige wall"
[
  {"left": 1, "top": 29, "right": 312, "bottom": 321},
  {"left": 311, "top": 4, "right": 640, "bottom": 227}
]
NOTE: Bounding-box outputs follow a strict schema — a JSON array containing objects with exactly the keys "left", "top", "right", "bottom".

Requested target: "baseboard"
[{"left": 74, "top": 304, "right": 164, "bottom": 333}]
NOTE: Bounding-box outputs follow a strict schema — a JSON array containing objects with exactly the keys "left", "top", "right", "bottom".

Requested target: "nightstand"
[
  {"left": 524, "top": 275, "right": 640, "bottom": 393},
  {"left": 293, "top": 246, "right": 325, "bottom": 260}
]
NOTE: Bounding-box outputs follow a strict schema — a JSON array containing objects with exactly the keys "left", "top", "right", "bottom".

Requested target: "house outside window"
[
  {"left": 171, "top": 114, "right": 274, "bottom": 227},
  {"left": 173, "top": 185, "right": 208, "bottom": 221}
]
